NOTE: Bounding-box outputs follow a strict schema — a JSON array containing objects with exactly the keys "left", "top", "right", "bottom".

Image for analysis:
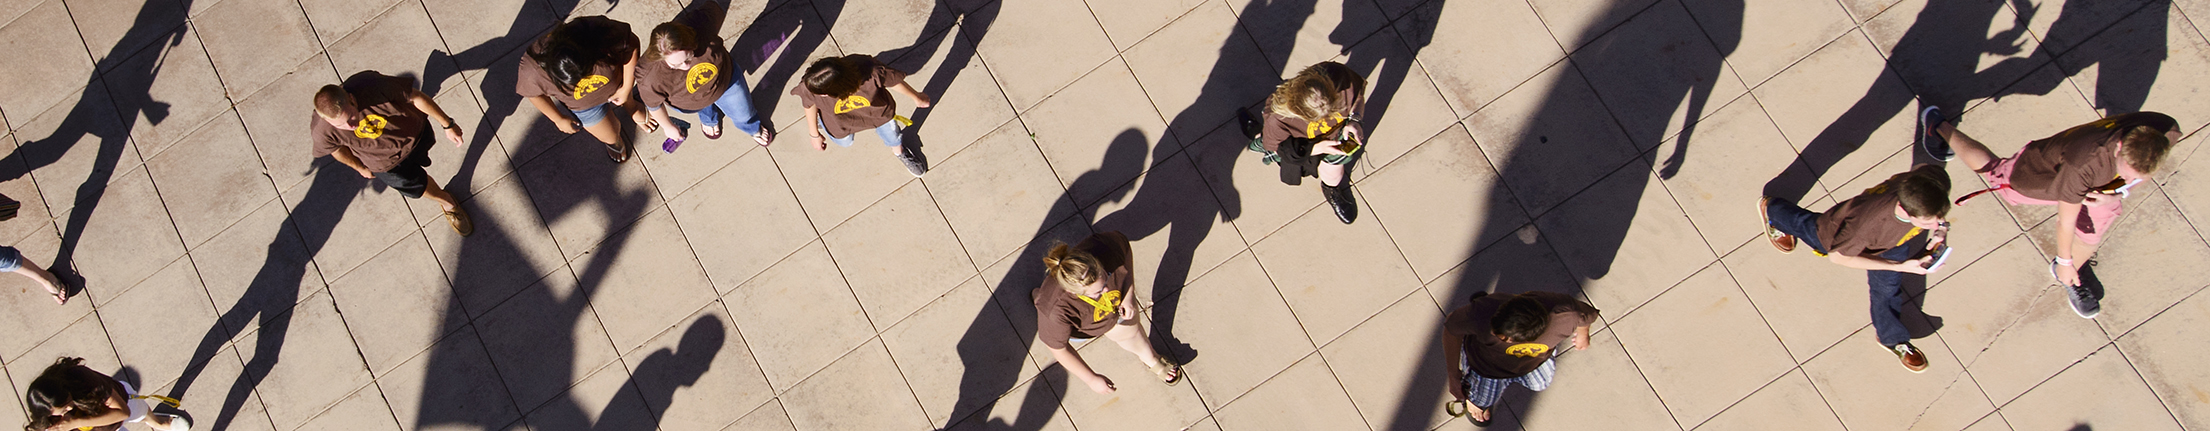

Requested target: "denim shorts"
[
  {"left": 0, "top": 246, "right": 22, "bottom": 272},
  {"left": 569, "top": 102, "right": 612, "bottom": 128}
]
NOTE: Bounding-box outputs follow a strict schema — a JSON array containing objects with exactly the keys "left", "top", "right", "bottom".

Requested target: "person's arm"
[
  {"left": 1441, "top": 328, "right": 1466, "bottom": 401},
  {"left": 406, "top": 89, "right": 465, "bottom": 147},
  {"left": 1571, "top": 319, "right": 1594, "bottom": 351},
  {"left": 47, "top": 410, "right": 129, "bottom": 431},
  {"left": 891, "top": 80, "right": 931, "bottom": 108},
  {"left": 2053, "top": 200, "right": 2088, "bottom": 285},
  {"left": 1049, "top": 346, "right": 1115, "bottom": 394},
  {"left": 610, "top": 48, "right": 639, "bottom": 106},
  {"left": 525, "top": 95, "right": 578, "bottom": 134},
  {"left": 1828, "top": 252, "right": 1930, "bottom": 274},
  {"left": 329, "top": 147, "right": 374, "bottom": 178},
  {"left": 803, "top": 105, "right": 827, "bottom": 150},
  {"left": 649, "top": 106, "right": 680, "bottom": 140}
]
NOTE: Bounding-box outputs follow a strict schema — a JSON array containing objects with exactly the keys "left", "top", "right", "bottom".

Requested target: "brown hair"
[
  {"left": 1490, "top": 296, "right": 1550, "bottom": 343},
  {"left": 644, "top": 22, "right": 700, "bottom": 62},
  {"left": 2119, "top": 125, "right": 2174, "bottom": 175},
  {"left": 22, "top": 357, "right": 116, "bottom": 431},
  {"left": 1888, "top": 164, "right": 1952, "bottom": 219},
  {"left": 1267, "top": 62, "right": 1362, "bottom": 122},
  {"left": 802, "top": 56, "right": 864, "bottom": 98},
  {"left": 1040, "top": 243, "right": 1102, "bottom": 294},
  {"left": 312, "top": 85, "right": 351, "bottom": 119}
]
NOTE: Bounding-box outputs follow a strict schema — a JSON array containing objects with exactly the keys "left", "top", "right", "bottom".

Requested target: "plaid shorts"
[{"left": 1460, "top": 348, "right": 1557, "bottom": 408}]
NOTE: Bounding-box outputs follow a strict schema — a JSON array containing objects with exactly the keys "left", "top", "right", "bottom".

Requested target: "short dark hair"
[
  {"left": 802, "top": 56, "right": 863, "bottom": 98},
  {"left": 312, "top": 85, "right": 352, "bottom": 119},
  {"left": 1890, "top": 164, "right": 1952, "bottom": 219},
  {"left": 23, "top": 357, "right": 115, "bottom": 431},
  {"left": 1490, "top": 296, "right": 1550, "bottom": 343},
  {"left": 2120, "top": 125, "right": 2174, "bottom": 175}
]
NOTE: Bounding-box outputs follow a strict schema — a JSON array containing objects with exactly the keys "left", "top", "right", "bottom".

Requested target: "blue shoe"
[{"left": 1919, "top": 105, "right": 1954, "bottom": 162}]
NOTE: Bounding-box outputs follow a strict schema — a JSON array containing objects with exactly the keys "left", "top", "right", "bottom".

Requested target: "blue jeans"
[
  {"left": 652, "top": 74, "right": 763, "bottom": 135},
  {"left": 1763, "top": 198, "right": 1916, "bottom": 347},
  {"left": 0, "top": 246, "right": 21, "bottom": 272},
  {"left": 820, "top": 118, "right": 902, "bottom": 148},
  {"left": 568, "top": 102, "right": 612, "bottom": 127}
]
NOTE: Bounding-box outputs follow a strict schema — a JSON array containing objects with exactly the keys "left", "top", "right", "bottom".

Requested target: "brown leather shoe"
[
  {"left": 1757, "top": 197, "right": 1795, "bottom": 253},
  {"left": 1893, "top": 343, "right": 1929, "bottom": 373},
  {"left": 445, "top": 208, "right": 474, "bottom": 237}
]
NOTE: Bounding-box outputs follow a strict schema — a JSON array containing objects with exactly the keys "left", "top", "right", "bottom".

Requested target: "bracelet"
[
  {"left": 441, "top": 117, "right": 457, "bottom": 130},
  {"left": 2054, "top": 257, "right": 2073, "bottom": 267}
]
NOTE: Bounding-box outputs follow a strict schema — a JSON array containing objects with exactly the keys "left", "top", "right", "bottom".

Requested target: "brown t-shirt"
[
  {"left": 1032, "top": 232, "right": 1135, "bottom": 350},
  {"left": 1259, "top": 61, "right": 1367, "bottom": 153},
  {"left": 2010, "top": 112, "right": 2178, "bottom": 203},
  {"left": 635, "top": 14, "right": 734, "bottom": 111},
  {"left": 1446, "top": 291, "right": 1600, "bottom": 379},
  {"left": 1816, "top": 186, "right": 1921, "bottom": 258},
  {"left": 310, "top": 71, "right": 428, "bottom": 173},
  {"left": 790, "top": 54, "right": 906, "bottom": 138},
  {"left": 516, "top": 16, "right": 637, "bottom": 111}
]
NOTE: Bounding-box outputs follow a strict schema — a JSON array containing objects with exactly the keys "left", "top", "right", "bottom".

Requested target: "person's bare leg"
[
  {"left": 1104, "top": 320, "right": 1164, "bottom": 369},
  {"left": 14, "top": 261, "right": 65, "bottom": 305},
  {"left": 2073, "top": 237, "right": 2101, "bottom": 264},
  {"left": 584, "top": 118, "right": 623, "bottom": 145},
  {"left": 421, "top": 177, "right": 459, "bottom": 212},
  {"left": 1938, "top": 122, "right": 1999, "bottom": 171},
  {"left": 1319, "top": 162, "right": 1347, "bottom": 186}
]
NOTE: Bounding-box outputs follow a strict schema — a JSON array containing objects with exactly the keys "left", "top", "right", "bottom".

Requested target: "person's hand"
[
  {"left": 663, "top": 126, "right": 684, "bottom": 141},
  {"left": 1342, "top": 122, "right": 1363, "bottom": 144},
  {"left": 607, "top": 87, "right": 629, "bottom": 106},
  {"left": 354, "top": 166, "right": 375, "bottom": 179},
  {"left": 1310, "top": 140, "right": 1347, "bottom": 156},
  {"left": 1446, "top": 377, "right": 1468, "bottom": 401},
  {"left": 1083, "top": 373, "right": 1116, "bottom": 394},
  {"left": 1895, "top": 257, "right": 1934, "bottom": 275},
  {"left": 1118, "top": 295, "right": 1138, "bottom": 322},
  {"left": 2055, "top": 261, "right": 2081, "bottom": 286},
  {"left": 911, "top": 92, "right": 933, "bottom": 108},
  {"left": 2083, "top": 193, "right": 2115, "bottom": 207},
  {"left": 1572, "top": 332, "right": 1591, "bottom": 351},
  {"left": 1927, "top": 227, "right": 1948, "bottom": 251},
  {"left": 444, "top": 124, "right": 466, "bottom": 148},
  {"left": 555, "top": 120, "right": 579, "bottom": 134},
  {"left": 811, "top": 133, "right": 828, "bottom": 151}
]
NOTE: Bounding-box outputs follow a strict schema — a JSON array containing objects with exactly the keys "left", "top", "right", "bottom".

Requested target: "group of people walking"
[{"left": 9, "top": 3, "right": 2186, "bottom": 430}]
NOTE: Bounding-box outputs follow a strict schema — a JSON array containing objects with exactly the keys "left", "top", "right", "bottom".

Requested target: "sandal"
[
  {"left": 605, "top": 141, "right": 630, "bottom": 163},
  {"left": 1446, "top": 400, "right": 1492, "bottom": 426},
  {"left": 703, "top": 124, "right": 723, "bottom": 140},
  {"left": 752, "top": 124, "right": 775, "bottom": 147},
  {"left": 641, "top": 118, "right": 660, "bottom": 134},
  {"left": 1149, "top": 358, "right": 1183, "bottom": 386}
]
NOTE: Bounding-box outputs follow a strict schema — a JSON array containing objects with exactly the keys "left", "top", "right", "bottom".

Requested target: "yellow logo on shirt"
[
  {"left": 572, "top": 75, "right": 610, "bottom": 100},
  {"left": 685, "top": 63, "right": 717, "bottom": 94},
  {"left": 833, "top": 95, "right": 872, "bottom": 114},
  {"left": 1505, "top": 343, "right": 1549, "bottom": 358},
  {"left": 1075, "top": 290, "right": 1123, "bottom": 323},
  {"left": 1305, "top": 113, "right": 1347, "bottom": 137},
  {"left": 354, "top": 114, "right": 389, "bottom": 139}
]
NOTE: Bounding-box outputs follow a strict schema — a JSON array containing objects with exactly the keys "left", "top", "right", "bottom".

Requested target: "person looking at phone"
[
  {"left": 1921, "top": 108, "right": 2180, "bottom": 318},
  {"left": 1758, "top": 164, "right": 1953, "bottom": 373},
  {"left": 1237, "top": 61, "right": 1368, "bottom": 224}
]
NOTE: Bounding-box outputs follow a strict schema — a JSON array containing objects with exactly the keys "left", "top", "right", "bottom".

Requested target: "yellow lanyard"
[{"left": 1074, "top": 290, "right": 1123, "bottom": 322}]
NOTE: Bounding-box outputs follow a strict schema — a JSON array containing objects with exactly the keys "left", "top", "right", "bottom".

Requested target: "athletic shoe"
[
  {"left": 1757, "top": 197, "right": 1795, "bottom": 253},
  {"left": 1893, "top": 342, "right": 1929, "bottom": 373},
  {"left": 2055, "top": 260, "right": 2102, "bottom": 318},
  {"left": 896, "top": 146, "right": 928, "bottom": 178},
  {"left": 1919, "top": 105, "right": 1954, "bottom": 162}
]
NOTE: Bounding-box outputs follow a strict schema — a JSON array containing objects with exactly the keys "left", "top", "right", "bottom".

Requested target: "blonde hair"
[
  {"left": 1267, "top": 62, "right": 1360, "bottom": 122},
  {"left": 1040, "top": 243, "right": 1102, "bottom": 294}
]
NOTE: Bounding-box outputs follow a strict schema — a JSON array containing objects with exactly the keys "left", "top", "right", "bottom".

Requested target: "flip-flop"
[
  {"left": 606, "top": 142, "right": 630, "bottom": 163},
  {"left": 663, "top": 137, "right": 685, "bottom": 153},
  {"left": 703, "top": 124, "right": 723, "bottom": 140},
  {"left": 641, "top": 118, "right": 661, "bottom": 134},
  {"left": 753, "top": 124, "right": 776, "bottom": 147}
]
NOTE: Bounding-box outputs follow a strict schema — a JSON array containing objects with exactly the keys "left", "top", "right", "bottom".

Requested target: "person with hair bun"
[
  {"left": 634, "top": 8, "right": 771, "bottom": 152},
  {"left": 1758, "top": 164, "right": 1954, "bottom": 373},
  {"left": 1238, "top": 61, "right": 1369, "bottom": 224},
  {"left": 22, "top": 357, "right": 191, "bottom": 431},
  {"left": 517, "top": 15, "right": 644, "bottom": 163},
  {"left": 1031, "top": 231, "right": 1180, "bottom": 394},
  {"left": 1441, "top": 291, "right": 1599, "bottom": 427},
  {"left": 1921, "top": 107, "right": 2183, "bottom": 319}
]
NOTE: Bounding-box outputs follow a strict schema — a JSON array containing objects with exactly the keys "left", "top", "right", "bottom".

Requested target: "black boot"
[{"left": 1321, "top": 182, "right": 1357, "bottom": 224}]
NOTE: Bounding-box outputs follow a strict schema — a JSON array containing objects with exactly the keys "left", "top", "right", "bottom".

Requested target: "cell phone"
[
  {"left": 1918, "top": 244, "right": 1952, "bottom": 272},
  {"left": 1336, "top": 141, "right": 1362, "bottom": 156}
]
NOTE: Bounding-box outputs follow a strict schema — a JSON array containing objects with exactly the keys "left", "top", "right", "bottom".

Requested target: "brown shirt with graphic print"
[
  {"left": 1815, "top": 187, "right": 1920, "bottom": 258},
  {"left": 790, "top": 54, "right": 906, "bottom": 138},
  {"left": 310, "top": 71, "right": 427, "bottom": 173},
  {"left": 516, "top": 16, "right": 637, "bottom": 111},
  {"left": 1259, "top": 61, "right": 1367, "bottom": 153},
  {"left": 635, "top": 14, "right": 734, "bottom": 111},
  {"left": 1446, "top": 291, "right": 1600, "bottom": 379},
  {"left": 2010, "top": 112, "right": 2178, "bottom": 204},
  {"left": 1032, "top": 232, "right": 1135, "bottom": 350}
]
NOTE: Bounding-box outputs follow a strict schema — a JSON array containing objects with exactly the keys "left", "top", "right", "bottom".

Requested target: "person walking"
[
  {"left": 1033, "top": 231, "right": 1182, "bottom": 394},
  {"left": 1758, "top": 164, "right": 1955, "bottom": 372},
  {"left": 1921, "top": 107, "right": 2181, "bottom": 318},
  {"left": 1442, "top": 291, "right": 1599, "bottom": 427},
  {"left": 1, "top": 245, "right": 70, "bottom": 305},
  {"left": 791, "top": 55, "right": 931, "bottom": 177},
  {"left": 22, "top": 357, "right": 191, "bottom": 431},
  {"left": 1239, "top": 61, "right": 1368, "bottom": 224},
  {"left": 311, "top": 70, "right": 473, "bottom": 236},
  {"left": 518, "top": 15, "right": 644, "bottom": 163},
  {"left": 634, "top": 9, "right": 771, "bottom": 152}
]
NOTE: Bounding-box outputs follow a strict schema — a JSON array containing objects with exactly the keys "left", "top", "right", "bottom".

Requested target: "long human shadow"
[
  {"left": 872, "top": 0, "right": 997, "bottom": 146},
  {"left": 1380, "top": 0, "right": 1741, "bottom": 429},
  {"left": 1764, "top": 0, "right": 2167, "bottom": 202},
  {"left": 418, "top": 0, "right": 611, "bottom": 198},
  {"left": 943, "top": 130, "right": 1148, "bottom": 429},
  {"left": 726, "top": 0, "right": 848, "bottom": 117},
  {"left": 0, "top": 0, "right": 197, "bottom": 289},
  {"left": 1333, "top": 0, "right": 1442, "bottom": 159},
  {"left": 163, "top": 165, "right": 360, "bottom": 430},
  {"left": 406, "top": 115, "right": 663, "bottom": 429}
]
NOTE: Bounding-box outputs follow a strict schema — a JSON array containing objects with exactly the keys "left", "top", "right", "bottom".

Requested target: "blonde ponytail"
[{"left": 1041, "top": 243, "right": 1102, "bottom": 293}]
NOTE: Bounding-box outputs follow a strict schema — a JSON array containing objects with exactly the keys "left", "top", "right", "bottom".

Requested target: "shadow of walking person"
[
  {"left": 1375, "top": 0, "right": 1742, "bottom": 428},
  {"left": 871, "top": 0, "right": 997, "bottom": 145},
  {"left": 942, "top": 129, "right": 1148, "bottom": 430},
  {"left": 726, "top": 0, "right": 848, "bottom": 118},
  {"left": 1978, "top": 0, "right": 2168, "bottom": 115},
  {"left": 163, "top": 164, "right": 362, "bottom": 431},
  {"left": 528, "top": 314, "right": 726, "bottom": 429},
  {"left": 0, "top": 0, "right": 199, "bottom": 291}
]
